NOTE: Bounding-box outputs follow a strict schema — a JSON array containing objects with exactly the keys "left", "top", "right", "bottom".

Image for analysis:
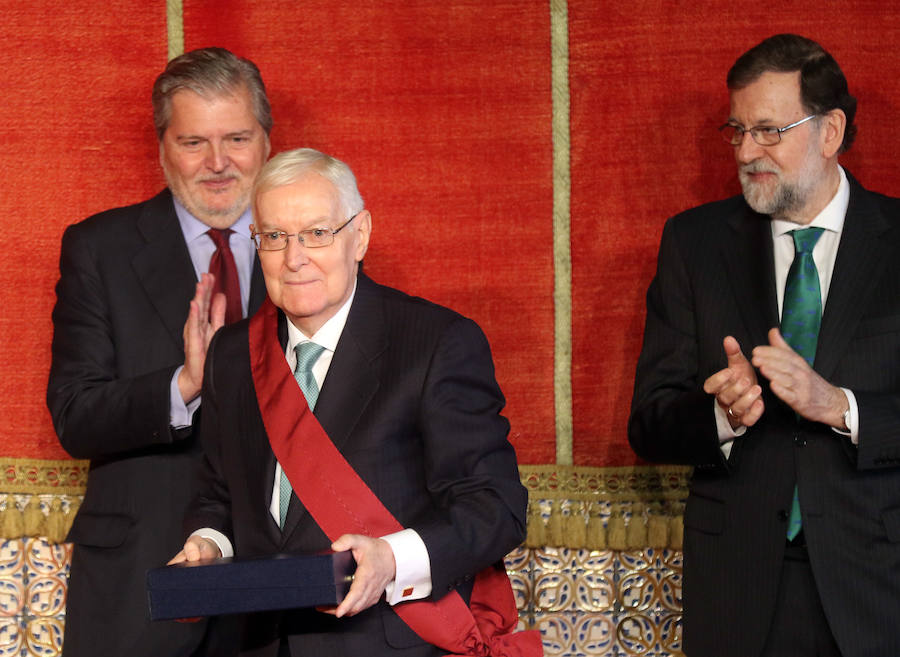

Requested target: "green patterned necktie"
[
  {"left": 279, "top": 341, "right": 325, "bottom": 529},
  {"left": 782, "top": 227, "right": 824, "bottom": 541}
]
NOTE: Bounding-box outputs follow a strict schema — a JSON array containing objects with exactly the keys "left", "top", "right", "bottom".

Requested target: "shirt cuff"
[
  {"left": 381, "top": 529, "right": 432, "bottom": 605},
  {"left": 170, "top": 366, "right": 201, "bottom": 429},
  {"left": 190, "top": 528, "right": 233, "bottom": 558},
  {"left": 833, "top": 387, "right": 859, "bottom": 445},
  {"left": 714, "top": 398, "right": 746, "bottom": 459}
]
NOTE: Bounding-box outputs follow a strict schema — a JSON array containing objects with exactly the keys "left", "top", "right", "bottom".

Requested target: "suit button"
[
  {"left": 793, "top": 432, "right": 806, "bottom": 446},
  {"left": 778, "top": 510, "right": 789, "bottom": 521}
]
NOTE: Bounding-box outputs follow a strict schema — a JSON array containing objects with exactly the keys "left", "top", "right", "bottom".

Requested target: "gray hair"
[
  {"left": 152, "top": 47, "right": 272, "bottom": 139},
  {"left": 253, "top": 148, "right": 365, "bottom": 220}
]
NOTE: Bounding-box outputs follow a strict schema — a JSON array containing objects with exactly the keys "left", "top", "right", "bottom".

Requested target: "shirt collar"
[
  {"left": 286, "top": 277, "right": 358, "bottom": 353},
  {"left": 172, "top": 196, "right": 254, "bottom": 243},
  {"left": 771, "top": 166, "right": 850, "bottom": 238}
]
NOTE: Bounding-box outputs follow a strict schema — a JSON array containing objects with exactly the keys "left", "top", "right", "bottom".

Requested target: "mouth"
[
  {"left": 740, "top": 165, "right": 778, "bottom": 184},
  {"left": 198, "top": 176, "right": 238, "bottom": 192}
]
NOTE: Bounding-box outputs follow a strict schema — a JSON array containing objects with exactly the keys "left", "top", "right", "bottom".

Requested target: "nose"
[
  {"left": 206, "top": 141, "right": 230, "bottom": 173},
  {"left": 283, "top": 235, "right": 309, "bottom": 271},
  {"left": 734, "top": 131, "right": 765, "bottom": 165}
]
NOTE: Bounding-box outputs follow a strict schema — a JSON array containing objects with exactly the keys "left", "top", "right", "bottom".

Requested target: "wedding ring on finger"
[{"left": 727, "top": 407, "right": 741, "bottom": 419}]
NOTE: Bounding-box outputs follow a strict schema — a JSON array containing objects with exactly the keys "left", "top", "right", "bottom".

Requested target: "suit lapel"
[
  {"left": 315, "top": 275, "right": 385, "bottom": 450},
  {"left": 816, "top": 178, "right": 892, "bottom": 380},
  {"left": 131, "top": 190, "right": 197, "bottom": 350},
  {"left": 722, "top": 205, "right": 779, "bottom": 348}
]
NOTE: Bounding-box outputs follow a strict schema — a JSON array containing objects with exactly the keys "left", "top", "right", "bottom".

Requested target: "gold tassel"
[
  {"left": 23, "top": 497, "right": 45, "bottom": 538},
  {"left": 626, "top": 504, "right": 647, "bottom": 549},
  {"left": 525, "top": 501, "right": 545, "bottom": 548},
  {"left": 564, "top": 505, "right": 586, "bottom": 549},
  {"left": 46, "top": 498, "right": 67, "bottom": 544},
  {"left": 546, "top": 501, "right": 563, "bottom": 547},
  {"left": 0, "top": 498, "right": 24, "bottom": 540},
  {"left": 669, "top": 515, "right": 684, "bottom": 549},
  {"left": 607, "top": 512, "right": 626, "bottom": 550},
  {"left": 647, "top": 513, "right": 669, "bottom": 548},
  {"left": 586, "top": 513, "right": 607, "bottom": 551}
]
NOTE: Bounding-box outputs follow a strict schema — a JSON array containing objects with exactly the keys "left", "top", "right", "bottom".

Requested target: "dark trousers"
[{"left": 760, "top": 543, "right": 842, "bottom": 657}]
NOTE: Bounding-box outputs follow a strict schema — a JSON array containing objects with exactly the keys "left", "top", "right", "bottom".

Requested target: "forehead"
[
  {"left": 166, "top": 86, "right": 257, "bottom": 133},
  {"left": 729, "top": 70, "right": 804, "bottom": 123},
  {"left": 255, "top": 174, "right": 341, "bottom": 227}
]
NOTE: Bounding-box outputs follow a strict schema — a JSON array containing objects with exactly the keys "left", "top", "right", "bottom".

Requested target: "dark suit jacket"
[
  {"left": 47, "top": 189, "right": 265, "bottom": 657},
  {"left": 628, "top": 173, "right": 900, "bottom": 657},
  {"left": 185, "top": 273, "right": 527, "bottom": 657}
]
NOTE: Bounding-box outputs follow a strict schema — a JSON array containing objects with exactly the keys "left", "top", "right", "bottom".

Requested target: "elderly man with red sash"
[{"left": 170, "top": 148, "right": 540, "bottom": 657}]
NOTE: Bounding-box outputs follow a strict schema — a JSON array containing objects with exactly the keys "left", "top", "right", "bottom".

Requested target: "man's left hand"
[
  {"left": 326, "top": 534, "right": 396, "bottom": 618},
  {"left": 751, "top": 327, "right": 848, "bottom": 428}
]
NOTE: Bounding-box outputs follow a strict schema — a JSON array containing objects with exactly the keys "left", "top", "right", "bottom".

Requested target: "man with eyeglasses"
[
  {"left": 168, "top": 148, "right": 534, "bottom": 657},
  {"left": 47, "top": 48, "right": 270, "bottom": 657},
  {"left": 629, "top": 34, "right": 900, "bottom": 657}
]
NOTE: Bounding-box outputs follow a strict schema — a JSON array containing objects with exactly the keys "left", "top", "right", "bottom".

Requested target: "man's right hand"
[
  {"left": 703, "top": 336, "right": 765, "bottom": 429},
  {"left": 177, "top": 273, "right": 226, "bottom": 404},
  {"left": 168, "top": 536, "right": 222, "bottom": 565}
]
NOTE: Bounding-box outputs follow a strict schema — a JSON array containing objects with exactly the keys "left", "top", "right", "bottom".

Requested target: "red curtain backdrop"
[
  {"left": 568, "top": 3, "right": 900, "bottom": 465},
  {"left": 1, "top": 0, "right": 899, "bottom": 467}
]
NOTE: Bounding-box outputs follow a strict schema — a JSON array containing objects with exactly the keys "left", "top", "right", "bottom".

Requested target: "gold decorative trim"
[
  {"left": 0, "top": 461, "right": 693, "bottom": 548},
  {"left": 550, "top": 0, "right": 573, "bottom": 466},
  {"left": 166, "top": 0, "right": 184, "bottom": 61},
  {"left": 520, "top": 464, "right": 691, "bottom": 550},
  {"left": 0, "top": 459, "right": 88, "bottom": 495},
  {"left": 519, "top": 464, "right": 691, "bottom": 501}
]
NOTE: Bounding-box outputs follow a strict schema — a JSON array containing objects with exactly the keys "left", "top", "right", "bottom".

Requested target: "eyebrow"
[
  {"left": 174, "top": 129, "right": 255, "bottom": 141},
  {"left": 258, "top": 217, "right": 336, "bottom": 230},
  {"left": 728, "top": 117, "right": 776, "bottom": 126}
]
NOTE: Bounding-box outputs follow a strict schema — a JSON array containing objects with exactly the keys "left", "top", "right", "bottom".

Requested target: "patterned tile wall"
[
  {"left": 0, "top": 465, "right": 692, "bottom": 656},
  {"left": 0, "top": 540, "right": 684, "bottom": 657},
  {"left": 0, "top": 538, "right": 69, "bottom": 657}
]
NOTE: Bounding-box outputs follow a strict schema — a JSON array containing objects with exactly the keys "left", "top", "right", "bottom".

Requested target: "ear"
[
  {"left": 820, "top": 109, "right": 846, "bottom": 158},
  {"left": 353, "top": 210, "right": 372, "bottom": 262}
]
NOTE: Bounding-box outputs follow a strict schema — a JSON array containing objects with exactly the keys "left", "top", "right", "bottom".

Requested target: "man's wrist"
[{"left": 831, "top": 386, "right": 851, "bottom": 430}]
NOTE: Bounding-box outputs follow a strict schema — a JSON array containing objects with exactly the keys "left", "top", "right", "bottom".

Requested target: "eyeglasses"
[
  {"left": 251, "top": 212, "right": 359, "bottom": 251},
  {"left": 719, "top": 114, "right": 818, "bottom": 146}
]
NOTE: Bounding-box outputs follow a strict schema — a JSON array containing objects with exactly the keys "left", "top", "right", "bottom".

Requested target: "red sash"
[{"left": 248, "top": 298, "right": 542, "bottom": 657}]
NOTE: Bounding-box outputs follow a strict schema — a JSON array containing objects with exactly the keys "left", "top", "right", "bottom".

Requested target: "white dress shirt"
[{"left": 717, "top": 167, "right": 858, "bottom": 455}]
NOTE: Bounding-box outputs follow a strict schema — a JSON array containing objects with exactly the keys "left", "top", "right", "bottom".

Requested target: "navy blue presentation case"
[{"left": 147, "top": 551, "right": 356, "bottom": 620}]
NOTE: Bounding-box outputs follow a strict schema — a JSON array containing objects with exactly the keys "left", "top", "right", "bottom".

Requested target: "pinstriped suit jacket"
[
  {"left": 629, "top": 173, "right": 900, "bottom": 657},
  {"left": 185, "top": 273, "right": 527, "bottom": 657}
]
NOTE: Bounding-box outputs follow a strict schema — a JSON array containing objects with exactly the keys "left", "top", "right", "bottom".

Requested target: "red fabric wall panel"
[
  {"left": 569, "top": 1, "right": 900, "bottom": 465},
  {"left": 0, "top": 1, "right": 166, "bottom": 459},
  {"left": 182, "top": 0, "right": 557, "bottom": 463},
  {"left": 3, "top": 1, "right": 900, "bottom": 466}
]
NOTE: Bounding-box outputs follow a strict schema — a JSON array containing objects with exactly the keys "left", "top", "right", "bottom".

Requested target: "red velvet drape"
[{"left": 2, "top": 0, "right": 898, "bottom": 467}]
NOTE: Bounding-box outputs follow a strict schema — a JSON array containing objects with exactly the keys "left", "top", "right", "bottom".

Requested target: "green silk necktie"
[
  {"left": 279, "top": 341, "right": 325, "bottom": 529},
  {"left": 781, "top": 227, "right": 824, "bottom": 541}
]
